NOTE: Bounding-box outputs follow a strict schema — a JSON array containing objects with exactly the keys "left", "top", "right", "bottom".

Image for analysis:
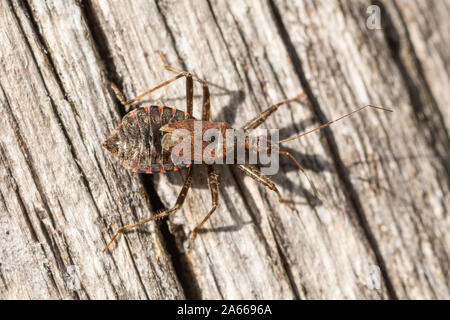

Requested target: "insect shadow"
[
  {"left": 137, "top": 84, "right": 329, "bottom": 244},
  {"left": 150, "top": 114, "right": 330, "bottom": 211},
  {"left": 132, "top": 86, "right": 330, "bottom": 195},
  {"left": 127, "top": 73, "right": 329, "bottom": 204},
  {"left": 103, "top": 51, "right": 392, "bottom": 252}
]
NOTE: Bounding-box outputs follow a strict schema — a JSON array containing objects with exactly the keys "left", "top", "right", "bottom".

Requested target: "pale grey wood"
[
  {"left": 85, "top": 0, "right": 387, "bottom": 299},
  {"left": 0, "top": 0, "right": 183, "bottom": 299},
  {"left": 0, "top": 0, "right": 448, "bottom": 300},
  {"left": 273, "top": 0, "right": 449, "bottom": 299}
]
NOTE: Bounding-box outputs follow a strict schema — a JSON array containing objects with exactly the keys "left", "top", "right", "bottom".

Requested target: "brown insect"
[{"left": 102, "top": 52, "right": 392, "bottom": 251}]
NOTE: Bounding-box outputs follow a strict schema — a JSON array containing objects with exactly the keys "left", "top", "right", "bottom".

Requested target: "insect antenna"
[
  {"left": 277, "top": 104, "right": 392, "bottom": 196},
  {"left": 279, "top": 104, "right": 393, "bottom": 143}
]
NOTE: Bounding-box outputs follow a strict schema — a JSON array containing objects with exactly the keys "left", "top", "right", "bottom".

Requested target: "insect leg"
[
  {"left": 237, "top": 164, "right": 293, "bottom": 210},
  {"left": 241, "top": 92, "right": 307, "bottom": 131},
  {"left": 279, "top": 151, "right": 318, "bottom": 196},
  {"left": 111, "top": 83, "right": 127, "bottom": 106},
  {"left": 103, "top": 166, "right": 194, "bottom": 251},
  {"left": 201, "top": 81, "right": 210, "bottom": 121},
  {"left": 120, "top": 74, "right": 189, "bottom": 109},
  {"left": 157, "top": 51, "right": 210, "bottom": 120},
  {"left": 186, "top": 74, "right": 194, "bottom": 115},
  {"left": 188, "top": 165, "right": 219, "bottom": 248}
]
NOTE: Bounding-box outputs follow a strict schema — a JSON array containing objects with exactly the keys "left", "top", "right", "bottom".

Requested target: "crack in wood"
[
  {"left": 1, "top": 0, "right": 447, "bottom": 299},
  {"left": 81, "top": 0, "right": 197, "bottom": 299},
  {"left": 377, "top": 0, "right": 450, "bottom": 185},
  {"left": 267, "top": 0, "right": 398, "bottom": 299}
]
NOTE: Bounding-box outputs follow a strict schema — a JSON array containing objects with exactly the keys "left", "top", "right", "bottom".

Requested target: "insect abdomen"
[{"left": 118, "top": 106, "right": 193, "bottom": 174}]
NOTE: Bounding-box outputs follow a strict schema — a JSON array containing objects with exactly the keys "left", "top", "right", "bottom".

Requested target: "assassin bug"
[{"left": 102, "top": 52, "right": 392, "bottom": 251}]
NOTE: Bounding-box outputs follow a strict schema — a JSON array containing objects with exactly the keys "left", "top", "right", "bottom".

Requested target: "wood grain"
[{"left": 0, "top": 0, "right": 448, "bottom": 299}]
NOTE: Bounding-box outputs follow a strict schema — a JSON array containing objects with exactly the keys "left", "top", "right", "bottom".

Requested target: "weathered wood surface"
[{"left": 0, "top": 0, "right": 448, "bottom": 299}]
